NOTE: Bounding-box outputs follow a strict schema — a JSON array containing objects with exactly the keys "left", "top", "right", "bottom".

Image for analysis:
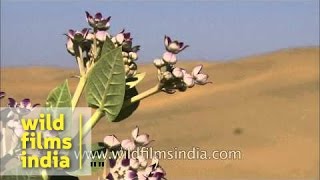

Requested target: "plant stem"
[
  {"left": 93, "top": 29, "right": 98, "bottom": 61},
  {"left": 1, "top": 126, "right": 6, "bottom": 157},
  {"left": 76, "top": 46, "right": 86, "bottom": 76},
  {"left": 82, "top": 109, "right": 104, "bottom": 137},
  {"left": 41, "top": 169, "right": 48, "bottom": 180},
  {"left": 71, "top": 76, "right": 87, "bottom": 110},
  {"left": 123, "top": 84, "right": 161, "bottom": 108}
]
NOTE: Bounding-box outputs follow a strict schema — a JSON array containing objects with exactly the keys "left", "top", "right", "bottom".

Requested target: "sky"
[{"left": 0, "top": 0, "right": 319, "bottom": 67}]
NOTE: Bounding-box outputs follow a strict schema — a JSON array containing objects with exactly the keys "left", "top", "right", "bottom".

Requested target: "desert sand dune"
[{"left": 0, "top": 47, "right": 319, "bottom": 179}]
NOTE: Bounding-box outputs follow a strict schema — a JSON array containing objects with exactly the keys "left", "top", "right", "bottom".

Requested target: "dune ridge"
[{"left": 0, "top": 47, "right": 319, "bottom": 179}]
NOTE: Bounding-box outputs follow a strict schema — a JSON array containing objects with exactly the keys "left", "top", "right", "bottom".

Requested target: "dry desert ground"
[{"left": 0, "top": 47, "right": 319, "bottom": 179}]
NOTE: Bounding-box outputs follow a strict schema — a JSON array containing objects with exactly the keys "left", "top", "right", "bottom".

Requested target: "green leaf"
[
  {"left": 126, "top": 72, "right": 146, "bottom": 89},
  {"left": 85, "top": 47, "right": 126, "bottom": 121},
  {"left": 115, "top": 87, "right": 140, "bottom": 122},
  {"left": 46, "top": 80, "right": 72, "bottom": 107},
  {"left": 101, "top": 36, "right": 115, "bottom": 54}
]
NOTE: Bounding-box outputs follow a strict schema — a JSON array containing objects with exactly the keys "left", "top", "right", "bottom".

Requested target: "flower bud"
[
  {"left": 127, "top": 70, "right": 137, "bottom": 78},
  {"left": 125, "top": 64, "right": 130, "bottom": 73},
  {"left": 135, "top": 134, "right": 150, "bottom": 146},
  {"left": 85, "top": 33, "right": 94, "bottom": 41},
  {"left": 96, "top": 30, "right": 108, "bottom": 42},
  {"left": 172, "top": 67, "right": 184, "bottom": 79},
  {"left": 183, "top": 73, "right": 195, "bottom": 88},
  {"left": 195, "top": 74, "right": 209, "bottom": 85},
  {"left": 116, "top": 33, "right": 125, "bottom": 44},
  {"left": 104, "top": 135, "right": 120, "bottom": 148},
  {"left": 168, "top": 42, "right": 181, "bottom": 53},
  {"left": 129, "top": 62, "right": 137, "bottom": 70},
  {"left": 163, "top": 72, "right": 173, "bottom": 80},
  {"left": 162, "top": 52, "right": 177, "bottom": 64},
  {"left": 129, "top": 52, "right": 138, "bottom": 60},
  {"left": 153, "top": 58, "right": 165, "bottom": 68},
  {"left": 66, "top": 38, "right": 75, "bottom": 55},
  {"left": 111, "top": 37, "right": 116, "bottom": 43},
  {"left": 177, "top": 82, "right": 187, "bottom": 92},
  {"left": 122, "top": 52, "right": 129, "bottom": 57},
  {"left": 192, "top": 65, "right": 209, "bottom": 85},
  {"left": 127, "top": 59, "right": 133, "bottom": 64},
  {"left": 123, "top": 57, "right": 129, "bottom": 63}
]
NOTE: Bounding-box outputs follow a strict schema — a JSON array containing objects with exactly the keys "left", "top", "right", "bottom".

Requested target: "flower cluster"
[
  {"left": 112, "top": 30, "right": 141, "bottom": 78},
  {"left": 65, "top": 12, "right": 141, "bottom": 79},
  {"left": 154, "top": 36, "right": 209, "bottom": 93},
  {"left": 65, "top": 11, "right": 113, "bottom": 76},
  {"left": 103, "top": 127, "right": 166, "bottom": 180},
  {"left": 5, "top": 98, "right": 39, "bottom": 137}
]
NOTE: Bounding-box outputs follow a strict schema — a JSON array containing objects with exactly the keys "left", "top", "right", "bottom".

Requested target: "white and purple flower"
[
  {"left": 66, "top": 28, "right": 89, "bottom": 43},
  {"left": 7, "top": 98, "right": 39, "bottom": 116},
  {"left": 85, "top": 11, "right": 111, "bottom": 30},
  {"left": 164, "top": 35, "right": 189, "bottom": 54},
  {"left": 0, "top": 91, "right": 5, "bottom": 99},
  {"left": 191, "top": 65, "right": 210, "bottom": 85}
]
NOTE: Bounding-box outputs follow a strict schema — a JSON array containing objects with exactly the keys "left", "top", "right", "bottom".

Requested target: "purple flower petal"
[
  {"left": 178, "top": 42, "right": 184, "bottom": 48},
  {"left": 32, "top": 103, "right": 40, "bottom": 108},
  {"left": 67, "top": 30, "right": 75, "bottom": 39},
  {"left": 21, "top": 98, "right": 31, "bottom": 108},
  {"left": 124, "top": 170, "right": 137, "bottom": 179},
  {"left": 106, "top": 173, "right": 114, "bottom": 180},
  {"left": 81, "top": 28, "right": 89, "bottom": 37},
  {"left": 124, "top": 32, "right": 131, "bottom": 40},
  {"left": 8, "top": 98, "right": 17, "bottom": 108},
  {"left": 164, "top": 35, "right": 172, "bottom": 47},
  {"left": 121, "top": 158, "right": 130, "bottom": 167},
  {"left": 179, "top": 44, "right": 189, "bottom": 52},
  {"left": 94, "top": 12, "right": 102, "bottom": 20},
  {"left": 109, "top": 159, "right": 116, "bottom": 169}
]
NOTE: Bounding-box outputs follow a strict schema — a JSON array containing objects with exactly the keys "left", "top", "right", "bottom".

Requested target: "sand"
[{"left": 0, "top": 47, "right": 319, "bottom": 179}]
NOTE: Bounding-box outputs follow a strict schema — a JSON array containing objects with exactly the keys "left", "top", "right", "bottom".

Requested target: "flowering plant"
[{"left": 0, "top": 11, "right": 210, "bottom": 180}]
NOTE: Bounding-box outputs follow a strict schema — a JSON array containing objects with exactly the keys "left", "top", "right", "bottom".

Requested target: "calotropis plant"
[
  {"left": 0, "top": 10, "right": 210, "bottom": 180},
  {"left": 99, "top": 127, "right": 165, "bottom": 180}
]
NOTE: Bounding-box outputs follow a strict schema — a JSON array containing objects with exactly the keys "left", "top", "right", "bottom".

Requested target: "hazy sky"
[{"left": 0, "top": 0, "right": 319, "bottom": 67}]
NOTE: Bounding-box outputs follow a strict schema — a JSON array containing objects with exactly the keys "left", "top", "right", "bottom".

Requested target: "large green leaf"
[
  {"left": 46, "top": 80, "right": 72, "bottom": 107},
  {"left": 126, "top": 72, "right": 146, "bottom": 89},
  {"left": 85, "top": 47, "right": 126, "bottom": 121},
  {"left": 101, "top": 36, "right": 115, "bottom": 55}
]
